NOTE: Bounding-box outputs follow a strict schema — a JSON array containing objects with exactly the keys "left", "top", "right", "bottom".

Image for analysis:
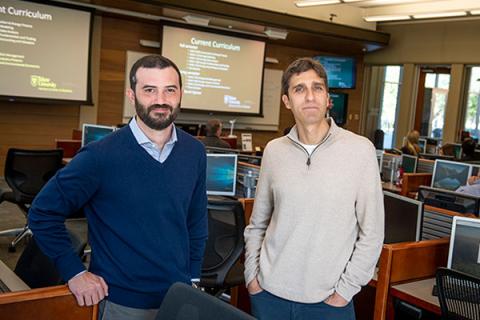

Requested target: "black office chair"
[
  {"left": 14, "top": 230, "right": 87, "bottom": 288},
  {"left": 0, "top": 148, "right": 64, "bottom": 252},
  {"left": 436, "top": 267, "right": 480, "bottom": 320},
  {"left": 200, "top": 198, "right": 246, "bottom": 298},
  {"left": 156, "top": 282, "right": 255, "bottom": 320}
]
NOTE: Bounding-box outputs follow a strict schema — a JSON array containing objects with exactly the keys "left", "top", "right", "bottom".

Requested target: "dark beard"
[{"left": 135, "top": 99, "right": 180, "bottom": 131}]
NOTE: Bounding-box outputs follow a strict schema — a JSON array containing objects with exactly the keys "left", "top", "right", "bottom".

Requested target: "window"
[
  {"left": 378, "top": 66, "right": 403, "bottom": 149},
  {"left": 463, "top": 66, "right": 480, "bottom": 139},
  {"left": 420, "top": 71, "right": 450, "bottom": 139}
]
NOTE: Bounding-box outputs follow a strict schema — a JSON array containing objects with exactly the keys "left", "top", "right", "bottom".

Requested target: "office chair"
[
  {"left": 0, "top": 148, "right": 64, "bottom": 252},
  {"left": 14, "top": 230, "right": 87, "bottom": 288},
  {"left": 200, "top": 198, "right": 246, "bottom": 299},
  {"left": 436, "top": 267, "right": 480, "bottom": 320},
  {"left": 156, "top": 282, "right": 255, "bottom": 320}
]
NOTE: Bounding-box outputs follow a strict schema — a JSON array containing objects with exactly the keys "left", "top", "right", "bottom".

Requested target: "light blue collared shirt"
[
  {"left": 129, "top": 117, "right": 177, "bottom": 163},
  {"left": 456, "top": 179, "right": 480, "bottom": 197}
]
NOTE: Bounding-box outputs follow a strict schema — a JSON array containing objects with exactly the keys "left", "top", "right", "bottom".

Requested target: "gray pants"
[{"left": 99, "top": 300, "right": 159, "bottom": 320}]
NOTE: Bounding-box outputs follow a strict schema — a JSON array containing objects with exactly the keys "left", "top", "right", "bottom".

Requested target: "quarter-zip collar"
[{"left": 287, "top": 118, "right": 339, "bottom": 167}]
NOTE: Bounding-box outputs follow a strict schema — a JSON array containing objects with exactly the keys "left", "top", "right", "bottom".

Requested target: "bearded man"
[{"left": 29, "top": 55, "right": 208, "bottom": 320}]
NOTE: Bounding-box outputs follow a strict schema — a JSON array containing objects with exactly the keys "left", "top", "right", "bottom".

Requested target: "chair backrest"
[
  {"left": 436, "top": 267, "right": 480, "bottom": 320},
  {"left": 155, "top": 282, "right": 254, "bottom": 320},
  {"left": 201, "top": 198, "right": 245, "bottom": 287},
  {"left": 4, "top": 148, "right": 63, "bottom": 203}
]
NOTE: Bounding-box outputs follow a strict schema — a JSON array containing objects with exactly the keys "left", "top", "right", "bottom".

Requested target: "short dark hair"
[
  {"left": 129, "top": 55, "right": 182, "bottom": 91},
  {"left": 462, "top": 138, "right": 476, "bottom": 157},
  {"left": 205, "top": 119, "right": 222, "bottom": 137},
  {"left": 281, "top": 58, "right": 328, "bottom": 97}
]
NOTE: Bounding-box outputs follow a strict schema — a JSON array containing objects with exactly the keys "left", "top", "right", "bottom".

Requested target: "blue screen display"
[
  {"left": 83, "top": 125, "right": 114, "bottom": 146},
  {"left": 206, "top": 154, "right": 237, "bottom": 196},
  {"left": 314, "top": 56, "right": 356, "bottom": 89},
  {"left": 433, "top": 161, "right": 471, "bottom": 191}
]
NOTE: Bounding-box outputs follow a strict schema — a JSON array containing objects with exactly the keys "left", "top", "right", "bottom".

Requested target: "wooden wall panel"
[
  {"left": 0, "top": 103, "right": 79, "bottom": 173},
  {"left": 96, "top": 15, "right": 161, "bottom": 125}
]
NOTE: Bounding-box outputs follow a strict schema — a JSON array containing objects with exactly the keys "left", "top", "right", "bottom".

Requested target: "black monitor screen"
[
  {"left": 384, "top": 191, "right": 422, "bottom": 244},
  {"left": 329, "top": 93, "right": 348, "bottom": 126},
  {"left": 432, "top": 160, "right": 471, "bottom": 191},
  {"left": 314, "top": 56, "right": 356, "bottom": 89},
  {"left": 401, "top": 154, "right": 417, "bottom": 173},
  {"left": 206, "top": 154, "right": 237, "bottom": 196}
]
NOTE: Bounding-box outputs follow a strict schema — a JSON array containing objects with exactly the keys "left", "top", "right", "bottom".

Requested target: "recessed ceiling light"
[
  {"left": 413, "top": 11, "right": 467, "bottom": 19},
  {"left": 295, "top": 0, "right": 341, "bottom": 7},
  {"left": 364, "top": 15, "right": 411, "bottom": 22}
]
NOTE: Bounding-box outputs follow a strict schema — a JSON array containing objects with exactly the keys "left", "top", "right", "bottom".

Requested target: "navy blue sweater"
[{"left": 28, "top": 126, "right": 208, "bottom": 308}]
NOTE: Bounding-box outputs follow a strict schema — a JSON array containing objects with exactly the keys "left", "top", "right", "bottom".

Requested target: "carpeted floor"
[{"left": 0, "top": 177, "right": 88, "bottom": 273}]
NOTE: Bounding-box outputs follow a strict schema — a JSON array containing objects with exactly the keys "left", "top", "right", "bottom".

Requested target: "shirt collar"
[{"left": 129, "top": 116, "right": 177, "bottom": 147}]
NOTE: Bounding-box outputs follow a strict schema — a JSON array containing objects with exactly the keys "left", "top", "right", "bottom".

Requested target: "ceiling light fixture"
[
  {"left": 364, "top": 15, "right": 411, "bottom": 22},
  {"left": 295, "top": 0, "right": 341, "bottom": 7},
  {"left": 413, "top": 11, "right": 467, "bottom": 19}
]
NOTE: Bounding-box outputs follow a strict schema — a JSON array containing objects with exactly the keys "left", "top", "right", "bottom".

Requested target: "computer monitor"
[
  {"left": 401, "top": 154, "right": 418, "bottom": 173},
  {"left": 431, "top": 160, "right": 472, "bottom": 191},
  {"left": 418, "top": 138, "right": 427, "bottom": 153},
  {"left": 206, "top": 154, "right": 238, "bottom": 196},
  {"left": 81, "top": 124, "right": 115, "bottom": 147},
  {"left": 376, "top": 150, "right": 384, "bottom": 170},
  {"left": 418, "top": 186, "right": 480, "bottom": 216},
  {"left": 447, "top": 216, "right": 480, "bottom": 278},
  {"left": 383, "top": 191, "right": 423, "bottom": 244}
]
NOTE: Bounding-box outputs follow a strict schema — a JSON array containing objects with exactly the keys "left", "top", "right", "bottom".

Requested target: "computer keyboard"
[{"left": 0, "top": 278, "right": 11, "bottom": 293}]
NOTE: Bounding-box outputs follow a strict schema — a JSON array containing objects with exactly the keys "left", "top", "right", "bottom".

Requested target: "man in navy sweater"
[{"left": 28, "top": 55, "right": 208, "bottom": 320}]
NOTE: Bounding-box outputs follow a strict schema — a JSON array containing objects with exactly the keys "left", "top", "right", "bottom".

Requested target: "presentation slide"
[
  {"left": 162, "top": 25, "right": 265, "bottom": 115},
  {"left": 0, "top": 0, "right": 91, "bottom": 102}
]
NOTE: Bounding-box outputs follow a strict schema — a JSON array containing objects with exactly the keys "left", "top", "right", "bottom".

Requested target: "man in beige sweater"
[{"left": 244, "top": 58, "right": 384, "bottom": 319}]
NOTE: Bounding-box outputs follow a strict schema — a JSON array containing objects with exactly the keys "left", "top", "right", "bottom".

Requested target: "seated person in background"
[
  {"left": 401, "top": 130, "right": 421, "bottom": 156},
  {"left": 201, "top": 119, "right": 231, "bottom": 149},
  {"left": 460, "top": 138, "right": 476, "bottom": 161},
  {"left": 456, "top": 172, "right": 480, "bottom": 196}
]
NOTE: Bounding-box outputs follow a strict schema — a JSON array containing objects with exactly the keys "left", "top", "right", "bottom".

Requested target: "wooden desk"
[
  {"left": 0, "top": 285, "right": 98, "bottom": 320},
  {"left": 373, "top": 238, "right": 449, "bottom": 320},
  {"left": 390, "top": 278, "right": 440, "bottom": 315},
  {"left": 382, "top": 182, "right": 401, "bottom": 194}
]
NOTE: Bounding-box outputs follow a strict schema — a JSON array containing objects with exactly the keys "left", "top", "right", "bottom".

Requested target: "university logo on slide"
[{"left": 30, "top": 75, "right": 39, "bottom": 87}]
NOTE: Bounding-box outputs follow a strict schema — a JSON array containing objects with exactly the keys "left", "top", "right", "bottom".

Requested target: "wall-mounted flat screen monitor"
[
  {"left": 383, "top": 191, "right": 423, "bottom": 244},
  {"left": 431, "top": 160, "right": 472, "bottom": 191},
  {"left": 313, "top": 56, "right": 356, "bottom": 89},
  {"left": 82, "top": 124, "right": 115, "bottom": 147},
  {"left": 0, "top": 0, "right": 93, "bottom": 104},
  {"left": 206, "top": 153, "right": 238, "bottom": 196},
  {"left": 447, "top": 216, "right": 480, "bottom": 278},
  {"left": 329, "top": 92, "right": 348, "bottom": 126},
  {"left": 161, "top": 24, "right": 266, "bottom": 116},
  {"left": 401, "top": 154, "right": 418, "bottom": 173}
]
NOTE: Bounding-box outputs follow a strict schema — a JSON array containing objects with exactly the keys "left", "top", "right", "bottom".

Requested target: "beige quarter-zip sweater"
[{"left": 244, "top": 120, "right": 384, "bottom": 303}]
